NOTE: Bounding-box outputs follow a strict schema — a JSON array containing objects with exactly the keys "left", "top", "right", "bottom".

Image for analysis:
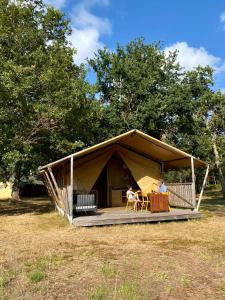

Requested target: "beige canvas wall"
[
  {"left": 73, "top": 147, "right": 114, "bottom": 193},
  {"left": 72, "top": 144, "right": 161, "bottom": 194},
  {"left": 116, "top": 147, "right": 161, "bottom": 193},
  {"left": 107, "top": 156, "right": 135, "bottom": 189}
]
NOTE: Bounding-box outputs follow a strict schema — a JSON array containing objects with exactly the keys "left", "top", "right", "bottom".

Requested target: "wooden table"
[{"left": 149, "top": 193, "right": 169, "bottom": 213}]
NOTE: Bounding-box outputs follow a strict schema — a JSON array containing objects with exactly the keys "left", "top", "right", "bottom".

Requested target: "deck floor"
[{"left": 73, "top": 207, "right": 201, "bottom": 227}]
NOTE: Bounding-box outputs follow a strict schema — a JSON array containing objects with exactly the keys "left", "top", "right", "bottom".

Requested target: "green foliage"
[
  {"left": 89, "top": 38, "right": 181, "bottom": 140},
  {"left": 90, "top": 38, "right": 225, "bottom": 187},
  {"left": 0, "top": 0, "right": 100, "bottom": 187},
  {"left": 1, "top": 0, "right": 225, "bottom": 192}
]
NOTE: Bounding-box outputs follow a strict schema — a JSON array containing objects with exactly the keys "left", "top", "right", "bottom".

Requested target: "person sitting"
[
  {"left": 126, "top": 187, "right": 139, "bottom": 211},
  {"left": 159, "top": 180, "right": 168, "bottom": 193}
]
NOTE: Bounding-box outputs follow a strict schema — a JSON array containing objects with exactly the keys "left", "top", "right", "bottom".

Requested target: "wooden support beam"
[
  {"left": 41, "top": 172, "right": 54, "bottom": 201},
  {"left": 191, "top": 156, "right": 196, "bottom": 207},
  {"left": 161, "top": 161, "right": 164, "bottom": 179},
  {"left": 196, "top": 165, "right": 210, "bottom": 211},
  {"left": 42, "top": 170, "right": 60, "bottom": 206},
  {"left": 164, "top": 157, "right": 190, "bottom": 163},
  {"left": 40, "top": 171, "right": 53, "bottom": 200},
  {"left": 70, "top": 156, "right": 74, "bottom": 220},
  {"left": 48, "top": 167, "right": 65, "bottom": 210}
]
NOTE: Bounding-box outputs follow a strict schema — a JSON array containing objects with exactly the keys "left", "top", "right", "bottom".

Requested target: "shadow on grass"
[
  {"left": 200, "top": 190, "right": 225, "bottom": 217},
  {"left": 0, "top": 197, "right": 54, "bottom": 216}
]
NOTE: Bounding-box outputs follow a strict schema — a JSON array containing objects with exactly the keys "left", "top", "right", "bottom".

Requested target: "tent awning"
[{"left": 39, "top": 129, "right": 207, "bottom": 170}]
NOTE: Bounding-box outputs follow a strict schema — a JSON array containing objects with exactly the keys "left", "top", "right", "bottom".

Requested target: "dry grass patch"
[{"left": 1, "top": 190, "right": 225, "bottom": 299}]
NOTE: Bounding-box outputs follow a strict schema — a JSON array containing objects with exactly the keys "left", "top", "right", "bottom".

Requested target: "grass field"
[{"left": 1, "top": 189, "right": 225, "bottom": 299}]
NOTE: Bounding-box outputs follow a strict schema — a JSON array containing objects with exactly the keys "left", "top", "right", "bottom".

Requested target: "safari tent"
[{"left": 39, "top": 129, "right": 209, "bottom": 225}]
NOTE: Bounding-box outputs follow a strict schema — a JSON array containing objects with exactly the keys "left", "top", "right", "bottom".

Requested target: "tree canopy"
[
  {"left": 89, "top": 39, "right": 225, "bottom": 194},
  {"left": 0, "top": 1, "right": 225, "bottom": 197},
  {"left": 0, "top": 0, "right": 100, "bottom": 193}
]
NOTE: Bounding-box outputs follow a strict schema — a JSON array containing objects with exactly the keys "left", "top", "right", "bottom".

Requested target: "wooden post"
[
  {"left": 40, "top": 171, "right": 54, "bottom": 201},
  {"left": 70, "top": 155, "right": 74, "bottom": 222},
  {"left": 48, "top": 167, "right": 64, "bottom": 209},
  {"left": 191, "top": 156, "right": 196, "bottom": 208},
  {"left": 43, "top": 170, "right": 60, "bottom": 206},
  {"left": 161, "top": 162, "right": 164, "bottom": 179},
  {"left": 42, "top": 174, "right": 54, "bottom": 201},
  {"left": 196, "top": 165, "right": 209, "bottom": 211}
]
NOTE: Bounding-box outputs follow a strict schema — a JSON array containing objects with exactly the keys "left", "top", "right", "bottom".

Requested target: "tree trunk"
[
  {"left": 212, "top": 138, "right": 225, "bottom": 198},
  {"left": 11, "top": 162, "right": 22, "bottom": 201}
]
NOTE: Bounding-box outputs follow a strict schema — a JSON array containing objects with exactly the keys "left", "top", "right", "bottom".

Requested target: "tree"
[
  {"left": 90, "top": 39, "right": 225, "bottom": 196},
  {"left": 203, "top": 91, "right": 225, "bottom": 196},
  {"left": 0, "top": 0, "right": 99, "bottom": 198},
  {"left": 89, "top": 38, "right": 181, "bottom": 140}
]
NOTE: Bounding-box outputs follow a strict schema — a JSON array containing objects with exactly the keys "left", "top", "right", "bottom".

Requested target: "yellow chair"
[{"left": 140, "top": 192, "right": 149, "bottom": 211}]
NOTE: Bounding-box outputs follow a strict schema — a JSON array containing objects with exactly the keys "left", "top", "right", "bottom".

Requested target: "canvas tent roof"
[{"left": 39, "top": 129, "right": 206, "bottom": 170}]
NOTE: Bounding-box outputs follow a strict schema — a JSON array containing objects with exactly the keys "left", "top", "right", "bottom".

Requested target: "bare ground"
[{"left": 1, "top": 190, "right": 225, "bottom": 300}]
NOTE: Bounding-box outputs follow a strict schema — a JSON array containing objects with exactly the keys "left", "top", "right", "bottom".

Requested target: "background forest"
[{"left": 0, "top": 0, "right": 224, "bottom": 196}]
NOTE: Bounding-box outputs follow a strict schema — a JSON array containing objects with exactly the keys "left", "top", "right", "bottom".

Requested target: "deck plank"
[{"left": 73, "top": 209, "right": 201, "bottom": 227}]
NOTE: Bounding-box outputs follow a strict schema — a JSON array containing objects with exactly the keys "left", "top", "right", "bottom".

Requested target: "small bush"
[{"left": 28, "top": 271, "right": 45, "bottom": 283}]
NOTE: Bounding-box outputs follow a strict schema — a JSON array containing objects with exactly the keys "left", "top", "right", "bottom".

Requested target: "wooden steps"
[{"left": 73, "top": 209, "right": 201, "bottom": 227}]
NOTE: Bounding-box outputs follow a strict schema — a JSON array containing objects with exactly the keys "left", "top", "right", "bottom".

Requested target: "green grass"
[
  {"left": 28, "top": 270, "right": 45, "bottom": 283},
  {"left": 118, "top": 281, "right": 144, "bottom": 300},
  {"left": 101, "top": 263, "right": 117, "bottom": 278},
  {"left": 0, "top": 268, "right": 17, "bottom": 288},
  {"left": 88, "top": 286, "right": 109, "bottom": 300}
]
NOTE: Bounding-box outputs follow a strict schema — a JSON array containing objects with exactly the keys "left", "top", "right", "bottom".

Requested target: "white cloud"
[
  {"left": 72, "top": 2, "right": 111, "bottom": 35},
  {"left": 220, "top": 12, "right": 225, "bottom": 23},
  {"left": 44, "top": 0, "right": 66, "bottom": 9},
  {"left": 43, "top": 0, "right": 111, "bottom": 65},
  {"left": 69, "top": 28, "right": 104, "bottom": 64},
  {"left": 220, "top": 12, "right": 225, "bottom": 30},
  {"left": 164, "top": 42, "right": 222, "bottom": 72},
  {"left": 43, "top": 0, "right": 110, "bottom": 64},
  {"left": 69, "top": 0, "right": 111, "bottom": 64}
]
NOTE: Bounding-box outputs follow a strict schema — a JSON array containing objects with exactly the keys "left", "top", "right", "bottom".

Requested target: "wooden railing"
[{"left": 167, "top": 183, "right": 194, "bottom": 208}]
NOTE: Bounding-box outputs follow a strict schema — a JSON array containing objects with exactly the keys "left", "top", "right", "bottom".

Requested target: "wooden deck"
[{"left": 73, "top": 208, "right": 201, "bottom": 227}]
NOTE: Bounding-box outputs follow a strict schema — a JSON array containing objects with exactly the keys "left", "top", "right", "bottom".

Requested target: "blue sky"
[{"left": 45, "top": 0, "right": 225, "bottom": 91}]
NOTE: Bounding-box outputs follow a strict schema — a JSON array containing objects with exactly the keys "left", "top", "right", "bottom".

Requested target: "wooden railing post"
[
  {"left": 161, "top": 161, "right": 164, "bottom": 179},
  {"left": 70, "top": 155, "right": 74, "bottom": 222},
  {"left": 196, "top": 165, "right": 209, "bottom": 211},
  {"left": 43, "top": 170, "right": 60, "bottom": 207},
  {"left": 48, "top": 167, "right": 65, "bottom": 210},
  {"left": 191, "top": 156, "right": 196, "bottom": 208}
]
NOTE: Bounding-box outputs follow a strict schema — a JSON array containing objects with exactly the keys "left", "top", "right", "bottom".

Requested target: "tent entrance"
[
  {"left": 92, "top": 167, "right": 108, "bottom": 208},
  {"left": 92, "top": 154, "right": 139, "bottom": 208}
]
